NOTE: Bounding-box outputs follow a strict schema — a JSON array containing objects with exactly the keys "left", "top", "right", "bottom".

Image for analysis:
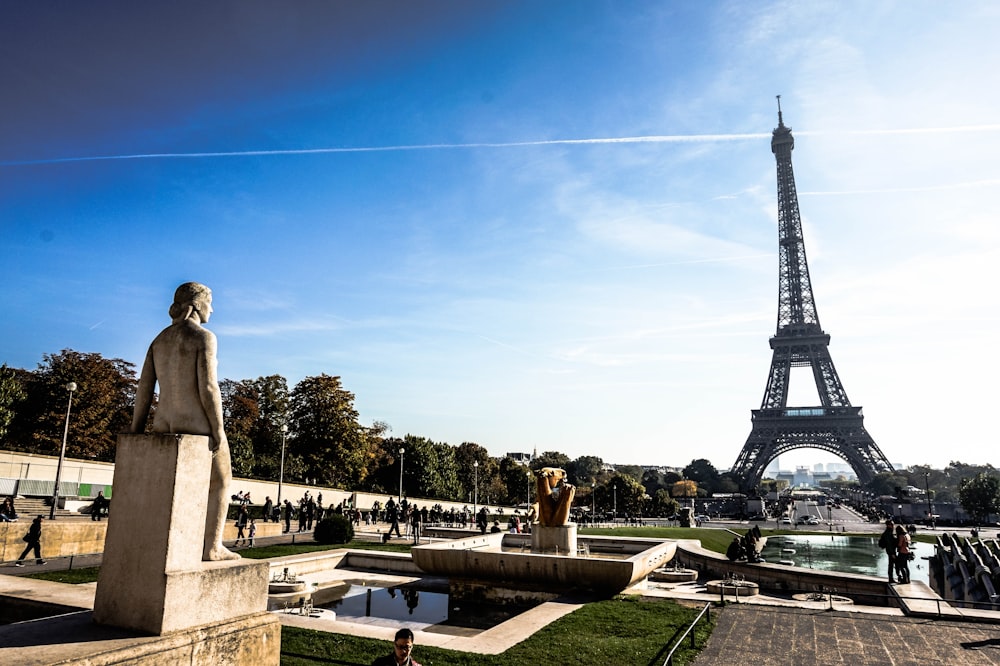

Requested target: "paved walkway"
[{"left": 693, "top": 604, "right": 1000, "bottom": 665}]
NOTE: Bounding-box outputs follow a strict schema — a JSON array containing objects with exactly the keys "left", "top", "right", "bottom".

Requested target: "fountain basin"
[
  {"left": 411, "top": 531, "right": 675, "bottom": 593},
  {"left": 706, "top": 579, "right": 759, "bottom": 596}
]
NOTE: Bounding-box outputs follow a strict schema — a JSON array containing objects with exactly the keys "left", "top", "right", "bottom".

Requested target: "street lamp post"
[
  {"left": 590, "top": 481, "right": 597, "bottom": 524},
  {"left": 50, "top": 382, "right": 77, "bottom": 520},
  {"left": 924, "top": 471, "right": 933, "bottom": 528},
  {"left": 277, "top": 424, "right": 288, "bottom": 506},
  {"left": 398, "top": 447, "right": 405, "bottom": 503},
  {"left": 473, "top": 461, "right": 479, "bottom": 517}
]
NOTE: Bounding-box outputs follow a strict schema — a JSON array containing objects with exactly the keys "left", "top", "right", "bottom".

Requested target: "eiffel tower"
[{"left": 730, "top": 98, "right": 894, "bottom": 492}]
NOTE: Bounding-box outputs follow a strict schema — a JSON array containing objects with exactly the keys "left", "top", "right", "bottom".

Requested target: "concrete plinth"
[
  {"left": 0, "top": 610, "right": 280, "bottom": 666},
  {"left": 93, "top": 434, "right": 269, "bottom": 636},
  {"left": 530, "top": 523, "right": 578, "bottom": 555}
]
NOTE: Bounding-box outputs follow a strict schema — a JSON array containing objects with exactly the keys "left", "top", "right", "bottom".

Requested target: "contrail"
[{"left": 3, "top": 124, "right": 999, "bottom": 166}]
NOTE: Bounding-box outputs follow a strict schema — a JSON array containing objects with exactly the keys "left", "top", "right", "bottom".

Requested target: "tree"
[
  {"left": 396, "top": 435, "right": 461, "bottom": 501},
  {"left": 499, "top": 456, "right": 532, "bottom": 506},
  {"left": 9, "top": 350, "right": 136, "bottom": 461},
  {"left": 249, "top": 374, "right": 290, "bottom": 479},
  {"left": 456, "top": 442, "right": 496, "bottom": 504},
  {"left": 649, "top": 489, "right": 679, "bottom": 517},
  {"left": 567, "top": 455, "right": 604, "bottom": 485},
  {"left": 0, "top": 364, "right": 26, "bottom": 442},
  {"left": 959, "top": 473, "right": 1000, "bottom": 524},
  {"left": 530, "top": 451, "right": 570, "bottom": 472},
  {"left": 615, "top": 464, "right": 643, "bottom": 482},
  {"left": 671, "top": 480, "right": 698, "bottom": 498},
  {"left": 683, "top": 458, "right": 720, "bottom": 494},
  {"left": 220, "top": 379, "right": 260, "bottom": 477},
  {"left": 288, "top": 374, "right": 377, "bottom": 488},
  {"left": 865, "top": 471, "right": 910, "bottom": 498},
  {"left": 606, "top": 474, "right": 646, "bottom": 517}
]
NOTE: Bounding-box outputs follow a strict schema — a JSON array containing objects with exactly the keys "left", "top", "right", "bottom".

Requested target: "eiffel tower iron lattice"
[{"left": 730, "top": 99, "right": 894, "bottom": 492}]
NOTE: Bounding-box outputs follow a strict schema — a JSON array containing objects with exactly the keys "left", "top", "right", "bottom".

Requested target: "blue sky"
[{"left": 3, "top": 1, "right": 999, "bottom": 472}]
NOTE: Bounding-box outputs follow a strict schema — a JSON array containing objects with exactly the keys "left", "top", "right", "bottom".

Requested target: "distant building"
[{"left": 506, "top": 452, "right": 532, "bottom": 465}]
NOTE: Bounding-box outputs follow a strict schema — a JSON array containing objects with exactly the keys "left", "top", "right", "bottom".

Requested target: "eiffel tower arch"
[{"left": 730, "top": 99, "right": 894, "bottom": 492}]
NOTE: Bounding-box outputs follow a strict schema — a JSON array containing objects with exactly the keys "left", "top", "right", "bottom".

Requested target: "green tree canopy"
[
  {"left": 288, "top": 374, "right": 376, "bottom": 488},
  {"left": 0, "top": 364, "right": 26, "bottom": 443},
  {"left": 567, "top": 455, "right": 604, "bottom": 485},
  {"left": 10, "top": 350, "right": 136, "bottom": 461},
  {"left": 530, "top": 450, "right": 570, "bottom": 472},
  {"left": 959, "top": 472, "right": 1000, "bottom": 524}
]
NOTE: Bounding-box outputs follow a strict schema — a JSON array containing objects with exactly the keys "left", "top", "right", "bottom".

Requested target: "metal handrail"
[{"left": 662, "top": 601, "right": 712, "bottom": 666}]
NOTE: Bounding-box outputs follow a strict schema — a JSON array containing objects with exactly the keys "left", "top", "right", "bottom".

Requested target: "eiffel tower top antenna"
[{"left": 776, "top": 94, "right": 783, "bottom": 126}]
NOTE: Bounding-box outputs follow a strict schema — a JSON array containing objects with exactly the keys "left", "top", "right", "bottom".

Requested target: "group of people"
[
  {"left": 725, "top": 525, "right": 764, "bottom": 563},
  {"left": 879, "top": 518, "right": 913, "bottom": 584},
  {"left": 233, "top": 505, "right": 257, "bottom": 548}
]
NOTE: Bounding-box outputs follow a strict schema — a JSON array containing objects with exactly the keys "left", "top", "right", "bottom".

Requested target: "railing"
[{"left": 662, "top": 602, "right": 712, "bottom": 666}]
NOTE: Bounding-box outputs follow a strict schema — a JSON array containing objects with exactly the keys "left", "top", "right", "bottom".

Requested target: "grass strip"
[{"left": 279, "top": 595, "right": 714, "bottom": 666}]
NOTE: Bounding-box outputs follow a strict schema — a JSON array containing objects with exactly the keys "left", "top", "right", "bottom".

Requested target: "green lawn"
[
  {"left": 280, "top": 595, "right": 714, "bottom": 666},
  {"left": 23, "top": 566, "right": 102, "bottom": 585}
]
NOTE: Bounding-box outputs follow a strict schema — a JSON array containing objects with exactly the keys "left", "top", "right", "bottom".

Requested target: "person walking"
[
  {"left": 283, "top": 499, "right": 293, "bottom": 533},
  {"left": 411, "top": 508, "right": 422, "bottom": 545},
  {"left": 388, "top": 501, "right": 402, "bottom": 539},
  {"left": 15, "top": 516, "right": 46, "bottom": 567},
  {"left": 247, "top": 519, "right": 257, "bottom": 548},
  {"left": 234, "top": 505, "right": 249, "bottom": 546},
  {"left": 878, "top": 519, "right": 898, "bottom": 583}
]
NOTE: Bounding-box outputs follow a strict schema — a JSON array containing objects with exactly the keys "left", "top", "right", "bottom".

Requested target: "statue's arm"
[
  {"left": 131, "top": 346, "right": 156, "bottom": 433},
  {"left": 196, "top": 330, "right": 227, "bottom": 451}
]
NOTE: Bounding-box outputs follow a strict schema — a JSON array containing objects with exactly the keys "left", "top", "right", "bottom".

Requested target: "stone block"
[
  {"left": 531, "top": 523, "right": 578, "bottom": 555},
  {"left": 0, "top": 609, "right": 280, "bottom": 666},
  {"left": 93, "top": 434, "right": 268, "bottom": 635}
]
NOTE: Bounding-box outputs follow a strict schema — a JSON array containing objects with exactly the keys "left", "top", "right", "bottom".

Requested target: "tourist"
[
  {"left": 387, "top": 500, "right": 402, "bottom": 539},
  {"left": 490, "top": 520, "right": 502, "bottom": 533},
  {"left": 372, "top": 627, "right": 421, "bottom": 666},
  {"left": 726, "top": 537, "right": 745, "bottom": 562},
  {"left": 234, "top": 505, "right": 249, "bottom": 546},
  {"left": 1, "top": 496, "right": 19, "bottom": 522},
  {"left": 262, "top": 496, "right": 273, "bottom": 523},
  {"left": 90, "top": 491, "right": 109, "bottom": 521},
  {"left": 895, "top": 524, "right": 912, "bottom": 583},
  {"left": 878, "top": 519, "right": 898, "bottom": 583},
  {"left": 247, "top": 519, "right": 257, "bottom": 548},
  {"left": 15, "top": 515, "right": 46, "bottom": 567},
  {"left": 411, "top": 507, "right": 422, "bottom": 544},
  {"left": 283, "top": 499, "right": 293, "bottom": 533}
]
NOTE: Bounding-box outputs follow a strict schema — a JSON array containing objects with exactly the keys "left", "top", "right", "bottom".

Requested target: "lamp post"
[
  {"left": 590, "top": 481, "right": 597, "bottom": 524},
  {"left": 277, "top": 424, "right": 288, "bottom": 506},
  {"left": 924, "top": 471, "right": 933, "bottom": 528},
  {"left": 473, "top": 461, "right": 479, "bottom": 517},
  {"left": 50, "top": 381, "right": 77, "bottom": 520},
  {"left": 398, "top": 447, "right": 405, "bottom": 503}
]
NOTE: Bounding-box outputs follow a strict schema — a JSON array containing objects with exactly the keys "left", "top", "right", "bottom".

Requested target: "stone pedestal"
[
  {"left": 93, "top": 434, "right": 270, "bottom": 636},
  {"left": 531, "top": 523, "right": 578, "bottom": 555}
]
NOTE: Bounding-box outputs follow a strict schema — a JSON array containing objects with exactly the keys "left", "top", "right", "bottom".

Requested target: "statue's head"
[
  {"left": 168, "top": 282, "right": 213, "bottom": 323},
  {"left": 535, "top": 467, "right": 568, "bottom": 486}
]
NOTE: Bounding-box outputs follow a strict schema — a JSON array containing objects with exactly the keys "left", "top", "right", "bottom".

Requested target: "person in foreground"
[
  {"left": 131, "top": 282, "right": 238, "bottom": 562},
  {"left": 372, "top": 627, "right": 421, "bottom": 666}
]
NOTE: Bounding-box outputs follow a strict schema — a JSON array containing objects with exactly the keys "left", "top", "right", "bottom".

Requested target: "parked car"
[
  {"left": 780, "top": 517, "right": 793, "bottom": 524},
  {"left": 694, "top": 514, "right": 711, "bottom": 522}
]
